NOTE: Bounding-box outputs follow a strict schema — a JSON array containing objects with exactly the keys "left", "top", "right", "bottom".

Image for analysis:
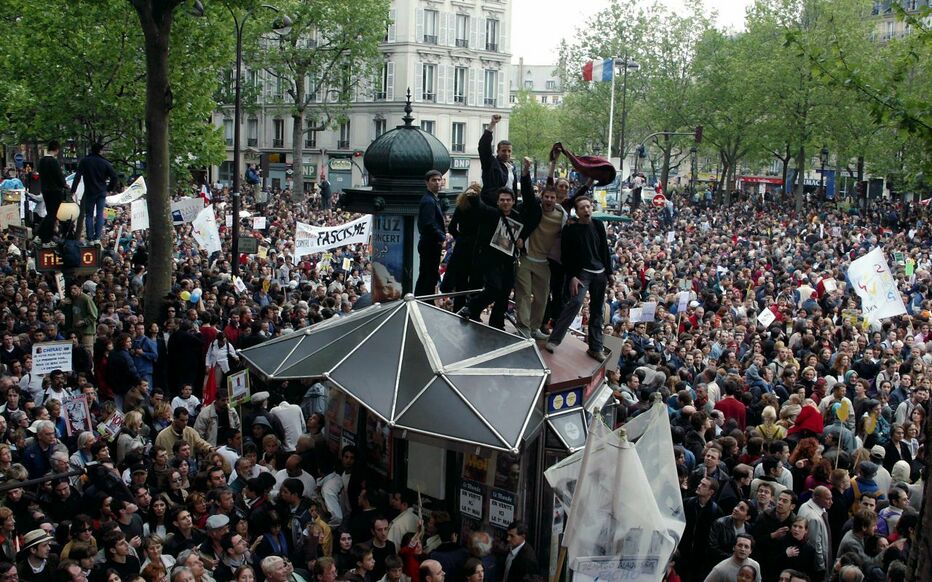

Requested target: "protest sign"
[
  {"left": 171, "top": 197, "right": 205, "bottom": 225},
  {"left": 253, "top": 216, "right": 267, "bottom": 230},
  {"left": 294, "top": 216, "right": 372, "bottom": 258},
  {"left": 822, "top": 278, "right": 837, "bottom": 292},
  {"left": 677, "top": 291, "right": 690, "bottom": 314},
  {"left": 63, "top": 395, "right": 93, "bottom": 436},
  {"left": 847, "top": 247, "right": 907, "bottom": 322},
  {"left": 0, "top": 204, "right": 20, "bottom": 230},
  {"left": 192, "top": 206, "right": 222, "bottom": 254},
  {"left": 227, "top": 369, "right": 251, "bottom": 406},
  {"left": 757, "top": 307, "right": 777, "bottom": 328},
  {"left": 31, "top": 341, "right": 73, "bottom": 374},
  {"left": 98, "top": 411, "right": 125, "bottom": 442},
  {"left": 106, "top": 176, "right": 146, "bottom": 205},
  {"left": 131, "top": 199, "right": 149, "bottom": 231},
  {"left": 666, "top": 231, "right": 675, "bottom": 243}
]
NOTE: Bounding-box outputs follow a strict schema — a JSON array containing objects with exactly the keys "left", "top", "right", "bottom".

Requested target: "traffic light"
[{"left": 694, "top": 125, "right": 703, "bottom": 144}]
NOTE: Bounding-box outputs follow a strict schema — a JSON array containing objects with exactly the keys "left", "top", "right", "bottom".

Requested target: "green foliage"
[
  {"left": 508, "top": 90, "right": 561, "bottom": 165},
  {"left": 0, "top": 0, "right": 227, "bottom": 177}
]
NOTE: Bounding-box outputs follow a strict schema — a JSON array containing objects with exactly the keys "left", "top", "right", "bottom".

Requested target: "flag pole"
[{"left": 607, "top": 57, "right": 617, "bottom": 160}]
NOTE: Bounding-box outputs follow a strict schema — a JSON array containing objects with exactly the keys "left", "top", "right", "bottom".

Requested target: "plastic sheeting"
[{"left": 544, "top": 402, "right": 685, "bottom": 582}]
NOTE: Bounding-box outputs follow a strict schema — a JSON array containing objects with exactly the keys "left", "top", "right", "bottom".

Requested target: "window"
[
  {"left": 484, "top": 70, "right": 497, "bottom": 106},
  {"left": 454, "top": 67, "right": 467, "bottom": 103},
  {"left": 540, "top": 95, "right": 548, "bottom": 104},
  {"left": 509, "top": 94, "right": 516, "bottom": 104},
  {"left": 552, "top": 96, "right": 561, "bottom": 105},
  {"left": 376, "top": 63, "right": 389, "bottom": 100},
  {"left": 546, "top": 80, "right": 556, "bottom": 90},
  {"left": 305, "top": 120, "right": 317, "bottom": 148},
  {"left": 273, "top": 76, "right": 284, "bottom": 99},
  {"left": 524, "top": 80, "right": 533, "bottom": 89},
  {"left": 219, "top": 161, "right": 234, "bottom": 184},
  {"left": 273, "top": 119, "right": 284, "bottom": 148},
  {"left": 485, "top": 19, "right": 498, "bottom": 51},
  {"left": 420, "top": 120, "right": 435, "bottom": 135},
  {"left": 247, "top": 118, "right": 258, "bottom": 147},
  {"left": 455, "top": 14, "right": 469, "bottom": 47},
  {"left": 451, "top": 122, "right": 465, "bottom": 152},
  {"left": 339, "top": 121, "right": 351, "bottom": 149},
  {"left": 374, "top": 118, "right": 387, "bottom": 139},
  {"left": 422, "top": 64, "right": 436, "bottom": 101},
  {"left": 424, "top": 10, "right": 438, "bottom": 44},
  {"left": 885, "top": 20, "right": 894, "bottom": 39},
  {"left": 223, "top": 119, "right": 234, "bottom": 146}
]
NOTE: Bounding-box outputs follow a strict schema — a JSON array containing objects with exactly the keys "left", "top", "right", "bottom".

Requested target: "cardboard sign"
[
  {"left": 31, "top": 341, "right": 73, "bottom": 374},
  {"left": 0, "top": 204, "right": 21, "bottom": 230},
  {"left": 822, "top": 278, "right": 837, "bottom": 292}
]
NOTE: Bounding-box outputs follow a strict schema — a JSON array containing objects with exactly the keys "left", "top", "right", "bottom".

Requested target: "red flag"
[
  {"left": 582, "top": 61, "right": 594, "bottom": 82},
  {"left": 203, "top": 365, "right": 218, "bottom": 405}
]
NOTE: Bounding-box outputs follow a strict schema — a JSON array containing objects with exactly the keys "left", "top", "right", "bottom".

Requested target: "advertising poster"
[
  {"left": 370, "top": 214, "right": 405, "bottom": 302},
  {"left": 365, "top": 411, "right": 392, "bottom": 477}
]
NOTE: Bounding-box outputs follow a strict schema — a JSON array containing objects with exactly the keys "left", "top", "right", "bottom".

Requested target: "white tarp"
[
  {"left": 294, "top": 215, "right": 372, "bottom": 259},
  {"left": 847, "top": 247, "right": 907, "bottom": 322},
  {"left": 545, "top": 402, "right": 684, "bottom": 582},
  {"left": 192, "top": 205, "right": 222, "bottom": 254}
]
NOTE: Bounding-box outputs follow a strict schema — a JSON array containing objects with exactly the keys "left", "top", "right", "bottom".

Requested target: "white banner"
[
  {"left": 32, "top": 341, "right": 73, "bottom": 374},
  {"left": 106, "top": 176, "right": 147, "bottom": 206},
  {"left": 192, "top": 205, "right": 222, "bottom": 254},
  {"left": 171, "top": 197, "right": 205, "bottom": 225},
  {"left": 131, "top": 199, "right": 149, "bottom": 231},
  {"left": 294, "top": 215, "right": 372, "bottom": 258},
  {"left": 65, "top": 174, "right": 84, "bottom": 203},
  {"left": 253, "top": 216, "right": 267, "bottom": 230},
  {"left": 847, "top": 247, "right": 907, "bottom": 322}
]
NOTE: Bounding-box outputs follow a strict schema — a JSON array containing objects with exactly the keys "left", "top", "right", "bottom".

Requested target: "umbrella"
[{"left": 240, "top": 296, "right": 549, "bottom": 452}]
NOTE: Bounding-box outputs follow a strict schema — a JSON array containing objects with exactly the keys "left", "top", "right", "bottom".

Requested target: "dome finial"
[{"left": 402, "top": 88, "right": 415, "bottom": 127}]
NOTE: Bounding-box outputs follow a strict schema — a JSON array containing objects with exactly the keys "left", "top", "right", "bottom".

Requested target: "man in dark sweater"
[
  {"left": 478, "top": 114, "right": 518, "bottom": 205},
  {"left": 71, "top": 142, "right": 118, "bottom": 241},
  {"left": 36, "top": 140, "right": 67, "bottom": 244},
  {"left": 545, "top": 196, "right": 613, "bottom": 362},
  {"left": 415, "top": 170, "right": 446, "bottom": 297}
]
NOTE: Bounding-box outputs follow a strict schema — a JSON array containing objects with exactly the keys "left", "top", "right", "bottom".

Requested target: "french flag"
[{"left": 582, "top": 58, "right": 614, "bottom": 82}]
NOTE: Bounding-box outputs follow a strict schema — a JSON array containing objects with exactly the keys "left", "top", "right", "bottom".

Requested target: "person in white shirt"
[
  {"left": 387, "top": 491, "right": 419, "bottom": 549},
  {"left": 269, "top": 401, "right": 304, "bottom": 452},
  {"left": 171, "top": 384, "right": 201, "bottom": 417},
  {"left": 271, "top": 454, "right": 317, "bottom": 501},
  {"left": 215, "top": 429, "right": 241, "bottom": 470}
]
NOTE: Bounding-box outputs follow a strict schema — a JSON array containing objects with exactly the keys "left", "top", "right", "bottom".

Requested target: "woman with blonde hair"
[
  {"left": 758, "top": 406, "right": 786, "bottom": 441},
  {"left": 117, "top": 410, "right": 148, "bottom": 464},
  {"left": 440, "top": 182, "right": 482, "bottom": 311}
]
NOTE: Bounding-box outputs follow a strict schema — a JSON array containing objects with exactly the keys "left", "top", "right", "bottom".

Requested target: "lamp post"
[
  {"left": 617, "top": 56, "right": 639, "bottom": 180},
  {"left": 819, "top": 145, "right": 829, "bottom": 202},
  {"left": 207, "top": 1, "right": 292, "bottom": 276},
  {"left": 689, "top": 146, "right": 698, "bottom": 201}
]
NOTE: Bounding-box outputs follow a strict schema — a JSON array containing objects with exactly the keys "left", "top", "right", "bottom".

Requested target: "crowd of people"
[{"left": 0, "top": 123, "right": 925, "bottom": 582}]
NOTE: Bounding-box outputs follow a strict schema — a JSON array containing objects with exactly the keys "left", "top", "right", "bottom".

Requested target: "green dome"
[{"left": 363, "top": 96, "right": 451, "bottom": 191}]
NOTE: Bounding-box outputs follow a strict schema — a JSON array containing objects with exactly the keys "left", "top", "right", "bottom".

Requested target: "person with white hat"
[{"left": 15, "top": 528, "right": 57, "bottom": 582}]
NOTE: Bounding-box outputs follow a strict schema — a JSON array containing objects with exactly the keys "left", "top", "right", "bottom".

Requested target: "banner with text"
[
  {"left": 106, "top": 176, "right": 147, "bottom": 206},
  {"left": 294, "top": 215, "right": 372, "bottom": 259},
  {"left": 171, "top": 197, "right": 206, "bottom": 225},
  {"left": 847, "top": 247, "right": 907, "bottom": 322}
]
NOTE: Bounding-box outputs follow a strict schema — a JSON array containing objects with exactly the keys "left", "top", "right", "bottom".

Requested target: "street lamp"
[
  {"left": 819, "top": 145, "right": 829, "bottom": 201},
  {"left": 210, "top": 2, "right": 292, "bottom": 276}
]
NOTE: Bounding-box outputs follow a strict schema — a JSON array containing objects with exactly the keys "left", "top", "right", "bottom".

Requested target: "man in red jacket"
[{"left": 714, "top": 382, "right": 747, "bottom": 430}]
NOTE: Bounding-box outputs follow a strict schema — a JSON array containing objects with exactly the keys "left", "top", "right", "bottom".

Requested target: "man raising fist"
[{"left": 478, "top": 114, "right": 520, "bottom": 205}]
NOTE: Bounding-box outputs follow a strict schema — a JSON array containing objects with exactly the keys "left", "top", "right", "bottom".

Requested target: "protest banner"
[
  {"left": 106, "top": 176, "right": 146, "bottom": 205},
  {"left": 847, "top": 247, "right": 907, "bottom": 322},
  {"left": 131, "top": 199, "right": 149, "bottom": 231},
  {"left": 171, "top": 197, "right": 205, "bottom": 225},
  {"left": 294, "top": 216, "right": 372, "bottom": 258},
  {"left": 192, "top": 206, "right": 222, "bottom": 254},
  {"left": 31, "top": 341, "right": 73, "bottom": 374}
]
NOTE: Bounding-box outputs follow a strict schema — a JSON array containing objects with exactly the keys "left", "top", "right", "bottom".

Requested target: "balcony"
[
  {"left": 273, "top": 138, "right": 284, "bottom": 148},
  {"left": 374, "top": 91, "right": 387, "bottom": 101},
  {"left": 337, "top": 140, "right": 350, "bottom": 149},
  {"left": 484, "top": 97, "right": 496, "bottom": 107},
  {"left": 422, "top": 92, "right": 436, "bottom": 102},
  {"left": 452, "top": 143, "right": 465, "bottom": 153},
  {"left": 454, "top": 94, "right": 466, "bottom": 104},
  {"left": 423, "top": 34, "right": 438, "bottom": 44},
  {"left": 485, "top": 42, "right": 497, "bottom": 52},
  {"left": 247, "top": 138, "right": 258, "bottom": 147},
  {"left": 455, "top": 38, "right": 468, "bottom": 48}
]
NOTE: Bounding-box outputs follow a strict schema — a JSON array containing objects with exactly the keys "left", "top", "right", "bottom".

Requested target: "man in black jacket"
[
  {"left": 544, "top": 196, "right": 613, "bottom": 361},
  {"left": 478, "top": 114, "right": 518, "bottom": 206},
  {"left": 415, "top": 170, "right": 446, "bottom": 297},
  {"left": 71, "top": 142, "right": 118, "bottom": 241},
  {"left": 37, "top": 140, "right": 67, "bottom": 244}
]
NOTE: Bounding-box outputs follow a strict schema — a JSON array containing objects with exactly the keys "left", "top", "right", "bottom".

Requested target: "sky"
[{"left": 510, "top": 0, "right": 754, "bottom": 64}]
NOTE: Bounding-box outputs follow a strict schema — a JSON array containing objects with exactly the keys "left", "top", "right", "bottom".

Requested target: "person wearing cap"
[
  {"left": 15, "top": 528, "right": 57, "bottom": 582},
  {"left": 415, "top": 169, "right": 446, "bottom": 298},
  {"left": 198, "top": 513, "right": 231, "bottom": 570},
  {"left": 844, "top": 462, "right": 884, "bottom": 506}
]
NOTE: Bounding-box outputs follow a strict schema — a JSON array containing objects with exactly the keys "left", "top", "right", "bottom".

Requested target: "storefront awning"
[{"left": 240, "top": 296, "right": 550, "bottom": 453}]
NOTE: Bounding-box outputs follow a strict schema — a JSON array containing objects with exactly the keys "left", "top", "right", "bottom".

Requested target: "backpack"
[{"left": 61, "top": 239, "right": 82, "bottom": 269}]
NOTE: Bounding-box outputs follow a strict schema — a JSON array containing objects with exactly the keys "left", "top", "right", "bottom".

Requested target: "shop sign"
[
  {"left": 451, "top": 158, "right": 471, "bottom": 170},
  {"left": 329, "top": 159, "right": 352, "bottom": 172}
]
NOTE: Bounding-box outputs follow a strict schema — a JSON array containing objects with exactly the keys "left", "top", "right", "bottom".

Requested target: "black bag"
[{"left": 61, "top": 239, "right": 82, "bottom": 269}]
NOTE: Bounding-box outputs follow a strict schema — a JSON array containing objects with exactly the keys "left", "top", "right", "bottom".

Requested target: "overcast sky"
[{"left": 510, "top": 0, "right": 754, "bottom": 64}]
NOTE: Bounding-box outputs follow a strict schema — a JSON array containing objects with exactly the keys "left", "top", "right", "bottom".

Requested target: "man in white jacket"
[{"left": 195, "top": 391, "right": 241, "bottom": 447}]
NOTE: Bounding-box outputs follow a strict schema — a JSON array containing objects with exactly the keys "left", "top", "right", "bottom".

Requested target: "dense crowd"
[{"left": 0, "top": 127, "right": 926, "bottom": 582}]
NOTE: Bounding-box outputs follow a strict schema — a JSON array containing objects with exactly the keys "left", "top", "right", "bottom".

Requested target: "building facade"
[
  {"left": 870, "top": 0, "right": 929, "bottom": 41},
  {"left": 508, "top": 59, "right": 563, "bottom": 107},
  {"left": 212, "top": 0, "right": 513, "bottom": 195}
]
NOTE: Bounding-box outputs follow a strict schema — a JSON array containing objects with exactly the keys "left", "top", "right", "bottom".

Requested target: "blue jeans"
[{"left": 84, "top": 193, "right": 106, "bottom": 240}]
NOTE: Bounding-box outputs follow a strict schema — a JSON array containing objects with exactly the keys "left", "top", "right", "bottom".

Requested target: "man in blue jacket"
[
  {"left": 71, "top": 142, "right": 118, "bottom": 241},
  {"left": 415, "top": 170, "right": 446, "bottom": 297}
]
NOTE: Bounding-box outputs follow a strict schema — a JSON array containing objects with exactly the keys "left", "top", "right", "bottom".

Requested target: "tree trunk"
[
  {"left": 132, "top": 0, "right": 179, "bottom": 326},
  {"left": 660, "top": 133, "right": 672, "bottom": 195},
  {"left": 291, "top": 71, "right": 306, "bottom": 200},
  {"left": 794, "top": 144, "right": 806, "bottom": 213}
]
